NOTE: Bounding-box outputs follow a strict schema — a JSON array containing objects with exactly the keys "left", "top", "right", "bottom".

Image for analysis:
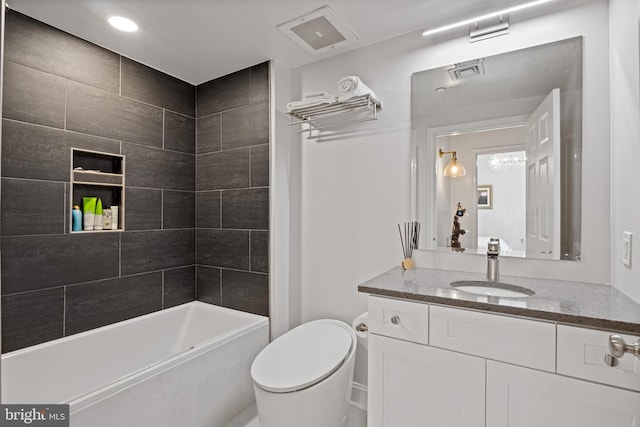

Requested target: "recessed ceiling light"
[
  {"left": 422, "top": 0, "right": 554, "bottom": 37},
  {"left": 108, "top": 16, "right": 138, "bottom": 32}
]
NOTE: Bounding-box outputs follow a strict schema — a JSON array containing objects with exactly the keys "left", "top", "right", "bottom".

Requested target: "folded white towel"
[
  {"left": 286, "top": 95, "right": 337, "bottom": 112},
  {"left": 337, "top": 76, "right": 375, "bottom": 102}
]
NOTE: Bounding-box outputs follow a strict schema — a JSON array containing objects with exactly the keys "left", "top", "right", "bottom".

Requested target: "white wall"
[
  {"left": 293, "top": 0, "right": 611, "bottom": 326},
  {"left": 610, "top": 0, "right": 640, "bottom": 303},
  {"left": 290, "top": 0, "right": 612, "bottom": 386}
]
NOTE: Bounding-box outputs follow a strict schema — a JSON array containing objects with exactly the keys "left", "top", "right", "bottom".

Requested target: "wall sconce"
[{"left": 439, "top": 149, "right": 466, "bottom": 177}]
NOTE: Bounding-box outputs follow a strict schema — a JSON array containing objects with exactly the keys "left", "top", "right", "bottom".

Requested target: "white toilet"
[{"left": 250, "top": 319, "right": 357, "bottom": 427}]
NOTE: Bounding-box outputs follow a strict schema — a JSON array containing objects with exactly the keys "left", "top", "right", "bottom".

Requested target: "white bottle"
[{"left": 111, "top": 206, "right": 119, "bottom": 230}]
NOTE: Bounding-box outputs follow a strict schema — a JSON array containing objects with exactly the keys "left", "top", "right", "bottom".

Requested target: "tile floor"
[{"left": 222, "top": 403, "right": 367, "bottom": 427}]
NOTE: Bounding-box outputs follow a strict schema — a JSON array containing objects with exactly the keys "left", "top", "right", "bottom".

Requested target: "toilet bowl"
[{"left": 250, "top": 319, "right": 357, "bottom": 427}]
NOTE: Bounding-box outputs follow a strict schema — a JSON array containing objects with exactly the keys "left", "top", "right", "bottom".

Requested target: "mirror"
[{"left": 412, "top": 37, "right": 582, "bottom": 260}]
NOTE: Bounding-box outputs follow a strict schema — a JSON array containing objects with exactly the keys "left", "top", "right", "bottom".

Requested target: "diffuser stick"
[{"left": 398, "top": 224, "right": 406, "bottom": 259}]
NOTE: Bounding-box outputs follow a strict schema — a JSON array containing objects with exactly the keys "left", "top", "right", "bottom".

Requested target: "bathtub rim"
[{"left": 2, "top": 301, "right": 269, "bottom": 412}]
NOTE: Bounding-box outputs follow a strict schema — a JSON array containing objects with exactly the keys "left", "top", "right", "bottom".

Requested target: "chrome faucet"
[{"left": 487, "top": 238, "right": 500, "bottom": 282}]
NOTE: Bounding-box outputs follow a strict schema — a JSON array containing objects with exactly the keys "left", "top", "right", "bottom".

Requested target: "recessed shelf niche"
[{"left": 70, "top": 148, "right": 125, "bottom": 233}]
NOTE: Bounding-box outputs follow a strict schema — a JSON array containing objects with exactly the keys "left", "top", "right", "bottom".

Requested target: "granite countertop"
[{"left": 358, "top": 267, "right": 640, "bottom": 335}]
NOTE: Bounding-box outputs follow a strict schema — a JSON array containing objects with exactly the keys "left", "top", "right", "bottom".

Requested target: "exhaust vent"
[
  {"left": 448, "top": 59, "right": 485, "bottom": 81},
  {"left": 277, "top": 5, "right": 358, "bottom": 54}
]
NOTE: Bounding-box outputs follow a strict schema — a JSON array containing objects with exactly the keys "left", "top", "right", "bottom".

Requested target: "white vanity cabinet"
[
  {"left": 367, "top": 295, "right": 640, "bottom": 427},
  {"left": 368, "top": 334, "right": 486, "bottom": 427},
  {"left": 486, "top": 361, "right": 640, "bottom": 427}
]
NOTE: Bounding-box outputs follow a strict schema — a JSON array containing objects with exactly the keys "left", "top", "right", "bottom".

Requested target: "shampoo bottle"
[
  {"left": 111, "top": 205, "right": 119, "bottom": 230},
  {"left": 72, "top": 205, "right": 82, "bottom": 231},
  {"left": 94, "top": 198, "right": 103, "bottom": 230},
  {"left": 82, "top": 197, "right": 97, "bottom": 231}
]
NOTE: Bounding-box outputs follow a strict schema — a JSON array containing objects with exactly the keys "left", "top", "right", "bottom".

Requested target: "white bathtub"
[{"left": 1, "top": 301, "right": 269, "bottom": 427}]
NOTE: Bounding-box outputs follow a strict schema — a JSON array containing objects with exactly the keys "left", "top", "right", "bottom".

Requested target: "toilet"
[{"left": 250, "top": 319, "right": 357, "bottom": 427}]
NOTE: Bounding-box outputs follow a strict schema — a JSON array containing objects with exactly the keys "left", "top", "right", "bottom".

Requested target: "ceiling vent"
[
  {"left": 277, "top": 5, "right": 358, "bottom": 54},
  {"left": 448, "top": 58, "right": 485, "bottom": 81}
]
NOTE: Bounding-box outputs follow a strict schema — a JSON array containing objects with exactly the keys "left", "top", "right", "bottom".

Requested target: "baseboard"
[{"left": 349, "top": 381, "right": 368, "bottom": 411}]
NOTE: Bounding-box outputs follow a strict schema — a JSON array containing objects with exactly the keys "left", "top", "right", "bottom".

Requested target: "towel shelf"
[{"left": 287, "top": 94, "right": 382, "bottom": 138}]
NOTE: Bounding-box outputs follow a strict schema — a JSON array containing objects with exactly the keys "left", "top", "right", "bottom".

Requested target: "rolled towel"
[{"left": 337, "top": 76, "right": 376, "bottom": 102}]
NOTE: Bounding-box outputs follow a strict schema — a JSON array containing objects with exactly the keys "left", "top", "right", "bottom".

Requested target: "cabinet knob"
[
  {"left": 605, "top": 334, "right": 640, "bottom": 367},
  {"left": 390, "top": 315, "right": 400, "bottom": 325}
]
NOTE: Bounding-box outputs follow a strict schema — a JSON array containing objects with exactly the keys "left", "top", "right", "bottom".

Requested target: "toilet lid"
[{"left": 251, "top": 320, "right": 353, "bottom": 393}]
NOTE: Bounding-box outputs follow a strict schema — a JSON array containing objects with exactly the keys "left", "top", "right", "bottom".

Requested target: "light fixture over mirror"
[{"left": 439, "top": 149, "right": 466, "bottom": 177}]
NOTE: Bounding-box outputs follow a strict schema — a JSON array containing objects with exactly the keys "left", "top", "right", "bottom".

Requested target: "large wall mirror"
[{"left": 412, "top": 37, "right": 582, "bottom": 260}]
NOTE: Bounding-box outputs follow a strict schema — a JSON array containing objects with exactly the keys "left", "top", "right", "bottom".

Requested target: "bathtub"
[{"left": 1, "top": 301, "right": 269, "bottom": 427}]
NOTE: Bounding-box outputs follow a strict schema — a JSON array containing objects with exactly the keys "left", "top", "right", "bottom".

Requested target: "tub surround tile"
[
  {"left": 1, "top": 178, "right": 66, "bottom": 236},
  {"left": 165, "top": 111, "right": 196, "bottom": 154},
  {"left": 120, "top": 57, "right": 196, "bottom": 117},
  {"left": 249, "top": 62, "right": 270, "bottom": 104},
  {"left": 197, "top": 229, "right": 249, "bottom": 271},
  {"left": 221, "top": 270, "right": 269, "bottom": 317},
  {"left": 196, "top": 149, "right": 250, "bottom": 191},
  {"left": 1, "top": 288, "right": 64, "bottom": 353},
  {"left": 196, "top": 191, "right": 221, "bottom": 229},
  {"left": 1, "top": 12, "right": 269, "bottom": 348},
  {"left": 250, "top": 231, "right": 269, "bottom": 273},
  {"left": 4, "top": 10, "right": 120, "bottom": 93},
  {"left": 196, "top": 266, "right": 222, "bottom": 306},
  {"left": 221, "top": 102, "right": 269, "bottom": 150},
  {"left": 1, "top": 120, "right": 121, "bottom": 182},
  {"left": 164, "top": 267, "right": 196, "bottom": 308},
  {"left": 196, "top": 68, "right": 250, "bottom": 116},
  {"left": 163, "top": 190, "right": 195, "bottom": 229},
  {"left": 222, "top": 188, "right": 269, "bottom": 230},
  {"left": 1, "top": 233, "right": 120, "bottom": 295},
  {"left": 196, "top": 113, "right": 222, "bottom": 154},
  {"left": 2, "top": 61, "right": 66, "bottom": 128},
  {"left": 124, "top": 188, "right": 163, "bottom": 231},
  {"left": 65, "top": 272, "right": 163, "bottom": 335},
  {"left": 67, "top": 82, "right": 164, "bottom": 148},
  {"left": 123, "top": 142, "right": 195, "bottom": 191},
  {"left": 250, "top": 144, "right": 270, "bottom": 187},
  {"left": 121, "top": 230, "right": 195, "bottom": 275},
  {"left": 195, "top": 62, "right": 270, "bottom": 318}
]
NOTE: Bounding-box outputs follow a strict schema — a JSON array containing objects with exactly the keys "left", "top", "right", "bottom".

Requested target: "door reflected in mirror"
[{"left": 412, "top": 37, "right": 582, "bottom": 260}]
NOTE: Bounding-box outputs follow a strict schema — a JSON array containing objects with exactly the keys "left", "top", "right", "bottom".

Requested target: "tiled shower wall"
[
  {"left": 195, "top": 64, "right": 270, "bottom": 317},
  {"left": 0, "top": 11, "right": 270, "bottom": 353}
]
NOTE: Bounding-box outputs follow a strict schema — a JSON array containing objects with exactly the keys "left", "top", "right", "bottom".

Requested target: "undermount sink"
[{"left": 450, "top": 280, "right": 535, "bottom": 298}]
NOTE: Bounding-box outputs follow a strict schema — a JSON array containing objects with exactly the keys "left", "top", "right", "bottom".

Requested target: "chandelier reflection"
[{"left": 488, "top": 150, "right": 526, "bottom": 171}]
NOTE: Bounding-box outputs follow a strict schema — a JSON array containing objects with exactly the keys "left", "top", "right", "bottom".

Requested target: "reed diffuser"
[{"left": 398, "top": 221, "right": 420, "bottom": 270}]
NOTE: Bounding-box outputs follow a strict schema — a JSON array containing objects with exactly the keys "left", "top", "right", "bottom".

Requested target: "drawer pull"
[
  {"left": 605, "top": 334, "right": 640, "bottom": 366},
  {"left": 391, "top": 315, "right": 400, "bottom": 325}
]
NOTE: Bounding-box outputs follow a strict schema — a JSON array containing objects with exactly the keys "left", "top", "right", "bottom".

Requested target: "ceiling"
[{"left": 8, "top": 0, "right": 591, "bottom": 85}]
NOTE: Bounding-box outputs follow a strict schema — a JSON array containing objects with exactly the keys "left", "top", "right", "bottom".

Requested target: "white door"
[
  {"left": 487, "top": 361, "right": 640, "bottom": 427},
  {"left": 368, "top": 334, "right": 486, "bottom": 427},
  {"left": 525, "top": 88, "right": 561, "bottom": 259}
]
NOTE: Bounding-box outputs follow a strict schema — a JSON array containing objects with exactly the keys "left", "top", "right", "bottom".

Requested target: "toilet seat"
[{"left": 251, "top": 320, "right": 353, "bottom": 393}]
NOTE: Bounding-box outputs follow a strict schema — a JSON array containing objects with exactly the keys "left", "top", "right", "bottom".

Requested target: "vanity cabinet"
[
  {"left": 367, "top": 296, "right": 640, "bottom": 427},
  {"left": 486, "top": 361, "right": 640, "bottom": 427}
]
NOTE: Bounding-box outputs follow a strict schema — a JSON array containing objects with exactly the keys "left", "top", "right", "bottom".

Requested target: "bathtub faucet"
[{"left": 486, "top": 238, "right": 500, "bottom": 282}]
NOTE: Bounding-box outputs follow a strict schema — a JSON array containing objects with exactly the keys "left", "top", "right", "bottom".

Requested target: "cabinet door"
[
  {"left": 368, "top": 334, "right": 485, "bottom": 427},
  {"left": 487, "top": 361, "right": 640, "bottom": 427}
]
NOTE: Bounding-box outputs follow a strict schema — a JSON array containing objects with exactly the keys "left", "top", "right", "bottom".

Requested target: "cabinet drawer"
[
  {"left": 368, "top": 296, "right": 429, "bottom": 344},
  {"left": 430, "top": 305, "right": 556, "bottom": 371},
  {"left": 557, "top": 325, "right": 640, "bottom": 392}
]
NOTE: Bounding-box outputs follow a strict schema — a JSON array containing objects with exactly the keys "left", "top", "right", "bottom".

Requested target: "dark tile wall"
[
  {"left": 0, "top": 11, "right": 197, "bottom": 352},
  {"left": 195, "top": 63, "right": 270, "bottom": 317}
]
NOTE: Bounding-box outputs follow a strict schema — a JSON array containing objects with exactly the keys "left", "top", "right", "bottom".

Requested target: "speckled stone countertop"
[{"left": 358, "top": 267, "right": 640, "bottom": 335}]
